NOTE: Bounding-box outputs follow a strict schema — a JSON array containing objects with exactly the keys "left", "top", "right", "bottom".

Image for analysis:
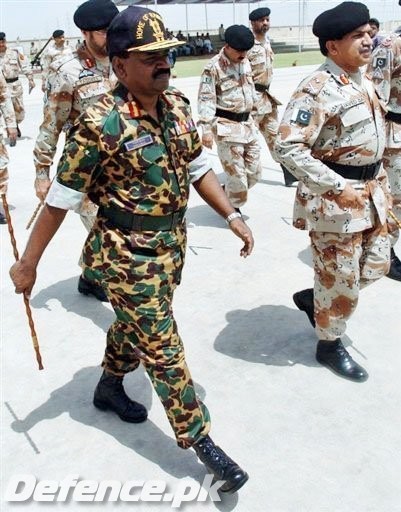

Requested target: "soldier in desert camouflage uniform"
[
  {"left": 40, "top": 30, "right": 73, "bottom": 93},
  {"left": 0, "top": 32, "right": 35, "bottom": 137},
  {"left": 247, "top": 7, "right": 296, "bottom": 188},
  {"left": 367, "top": 7, "right": 401, "bottom": 282},
  {"left": 198, "top": 25, "right": 261, "bottom": 211},
  {"left": 10, "top": 6, "right": 253, "bottom": 494},
  {"left": 33, "top": 0, "right": 119, "bottom": 301},
  {"left": 274, "top": 2, "right": 391, "bottom": 382},
  {"left": 0, "top": 72, "right": 17, "bottom": 224}
]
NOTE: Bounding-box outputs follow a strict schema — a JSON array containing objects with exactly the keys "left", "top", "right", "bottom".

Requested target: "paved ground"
[{"left": 1, "top": 66, "right": 400, "bottom": 512}]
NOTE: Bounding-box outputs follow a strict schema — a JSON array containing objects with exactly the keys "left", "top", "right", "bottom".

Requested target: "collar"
[
  {"left": 76, "top": 43, "right": 97, "bottom": 70},
  {"left": 324, "top": 58, "right": 363, "bottom": 88}
]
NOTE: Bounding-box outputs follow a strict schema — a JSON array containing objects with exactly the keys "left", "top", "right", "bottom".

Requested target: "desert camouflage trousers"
[
  {"left": 255, "top": 105, "right": 278, "bottom": 154},
  {"left": 310, "top": 218, "right": 390, "bottom": 341},
  {"left": 8, "top": 81, "right": 25, "bottom": 124},
  {"left": 217, "top": 138, "right": 262, "bottom": 208},
  {"left": 82, "top": 219, "right": 211, "bottom": 448},
  {"left": 0, "top": 134, "right": 9, "bottom": 195},
  {"left": 382, "top": 147, "right": 401, "bottom": 247}
]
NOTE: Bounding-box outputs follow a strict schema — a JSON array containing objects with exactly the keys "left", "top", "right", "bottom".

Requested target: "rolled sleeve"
[
  {"left": 46, "top": 179, "right": 85, "bottom": 212},
  {"left": 188, "top": 148, "right": 212, "bottom": 183}
]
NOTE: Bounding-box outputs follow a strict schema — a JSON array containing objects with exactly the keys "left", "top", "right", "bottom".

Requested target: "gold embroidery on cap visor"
[{"left": 127, "top": 12, "right": 185, "bottom": 52}]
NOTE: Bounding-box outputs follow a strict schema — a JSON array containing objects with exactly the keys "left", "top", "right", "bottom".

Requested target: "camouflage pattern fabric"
[
  {"left": 275, "top": 58, "right": 390, "bottom": 234},
  {"left": 34, "top": 43, "right": 116, "bottom": 219},
  {"left": 311, "top": 221, "right": 389, "bottom": 341},
  {"left": 275, "top": 57, "right": 391, "bottom": 341},
  {"left": 0, "top": 47, "right": 33, "bottom": 124},
  {"left": 0, "top": 73, "right": 16, "bottom": 194},
  {"left": 368, "top": 33, "right": 401, "bottom": 247},
  {"left": 247, "top": 38, "right": 281, "bottom": 152},
  {"left": 41, "top": 41, "right": 73, "bottom": 90},
  {"left": 198, "top": 48, "right": 261, "bottom": 207},
  {"left": 54, "top": 83, "right": 210, "bottom": 448}
]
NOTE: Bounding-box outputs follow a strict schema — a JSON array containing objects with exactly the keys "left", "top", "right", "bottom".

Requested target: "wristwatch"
[{"left": 225, "top": 211, "right": 242, "bottom": 224}]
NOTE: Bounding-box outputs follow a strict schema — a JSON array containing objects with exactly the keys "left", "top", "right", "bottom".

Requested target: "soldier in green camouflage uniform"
[
  {"left": 33, "top": 0, "right": 119, "bottom": 301},
  {"left": 0, "top": 32, "right": 35, "bottom": 136},
  {"left": 0, "top": 72, "right": 17, "bottom": 224},
  {"left": 10, "top": 6, "right": 253, "bottom": 494},
  {"left": 198, "top": 25, "right": 261, "bottom": 210},
  {"left": 367, "top": 20, "right": 401, "bottom": 281},
  {"left": 274, "top": 2, "right": 391, "bottom": 382}
]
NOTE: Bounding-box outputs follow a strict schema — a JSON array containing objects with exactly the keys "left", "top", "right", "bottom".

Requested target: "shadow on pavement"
[
  {"left": 214, "top": 304, "right": 320, "bottom": 367},
  {"left": 30, "top": 276, "right": 115, "bottom": 332}
]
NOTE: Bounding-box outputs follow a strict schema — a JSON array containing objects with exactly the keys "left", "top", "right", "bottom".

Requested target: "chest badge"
[
  {"left": 174, "top": 119, "right": 196, "bottom": 136},
  {"left": 123, "top": 134, "right": 154, "bottom": 152}
]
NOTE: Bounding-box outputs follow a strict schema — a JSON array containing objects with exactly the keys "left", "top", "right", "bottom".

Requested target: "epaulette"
[
  {"left": 301, "top": 71, "right": 331, "bottom": 97},
  {"left": 165, "top": 86, "right": 190, "bottom": 104}
]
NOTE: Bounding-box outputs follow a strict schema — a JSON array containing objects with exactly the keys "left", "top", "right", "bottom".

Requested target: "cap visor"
[{"left": 127, "top": 38, "right": 185, "bottom": 52}]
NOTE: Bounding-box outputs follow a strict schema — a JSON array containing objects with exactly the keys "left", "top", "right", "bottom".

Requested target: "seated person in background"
[{"left": 203, "top": 32, "right": 213, "bottom": 54}]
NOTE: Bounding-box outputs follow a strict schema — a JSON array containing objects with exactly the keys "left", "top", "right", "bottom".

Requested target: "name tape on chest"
[
  {"left": 123, "top": 134, "right": 154, "bottom": 152},
  {"left": 76, "top": 75, "right": 103, "bottom": 88},
  {"left": 291, "top": 108, "right": 312, "bottom": 126}
]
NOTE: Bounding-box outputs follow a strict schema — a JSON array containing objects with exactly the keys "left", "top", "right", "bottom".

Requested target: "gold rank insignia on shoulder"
[
  {"left": 123, "top": 134, "right": 154, "bottom": 152},
  {"left": 174, "top": 119, "right": 196, "bottom": 135},
  {"left": 340, "top": 74, "right": 350, "bottom": 85},
  {"left": 291, "top": 108, "right": 312, "bottom": 126}
]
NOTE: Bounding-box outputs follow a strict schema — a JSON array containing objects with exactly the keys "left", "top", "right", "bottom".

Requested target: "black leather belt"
[
  {"left": 5, "top": 77, "right": 18, "bottom": 83},
  {"left": 215, "top": 108, "right": 250, "bottom": 122},
  {"left": 323, "top": 160, "right": 381, "bottom": 180},
  {"left": 255, "top": 83, "right": 269, "bottom": 93},
  {"left": 385, "top": 111, "right": 401, "bottom": 124},
  {"left": 99, "top": 205, "right": 186, "bottom": 232}
]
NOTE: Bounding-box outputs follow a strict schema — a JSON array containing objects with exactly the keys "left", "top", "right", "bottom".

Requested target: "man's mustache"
[{"left": 153, "top": 68, "right": 171, "bottom": 79}]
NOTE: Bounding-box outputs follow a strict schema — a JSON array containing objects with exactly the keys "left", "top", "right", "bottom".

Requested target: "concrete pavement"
[{"left": 1, "top": 66, "right": 400, "bottom": 512}]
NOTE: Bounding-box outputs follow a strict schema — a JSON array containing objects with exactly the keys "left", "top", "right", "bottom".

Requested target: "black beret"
[
  {"left": 52, "top": 30, "right": 64, "bottom": 38},
  {"left": 225, "top": 25, "right": 254, "bottom": 51},
  {"left": 107, "top": 6, "right": 184, "bottom": 56},
  {"left": 74, "top": 0, "right": 119, "bottom": 31},
  {"left": 313, "top": 1, "right": 370, "bottom": 41},
  {"left": 0, "top": 32, "right": 5, "bottom": 40},
  {"left": 249, "top": 8, "right": 271, "bottom": 21}
]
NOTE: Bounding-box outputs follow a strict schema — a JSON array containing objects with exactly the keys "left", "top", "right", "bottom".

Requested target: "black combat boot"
[
  {"left": 293, "top": 288, "right": 315, "bottom": 327},
  {"left": 78, "top": 275, "right": 108, "bottom": 302},
  {"left": 281, "top": 165, "right": 298, "bottom": 187},
  {"left": 193, "top": 435, "right": 249, "bottom": 494},
  {"left": 316, "top": 339, "right": 368, "bottom": 382},
  {"left": 93, "top": 371, "right": 148, "bottom": 423},
  {"left": 0, "top": 212, "right": 6, "bottom": 224},
  {"left": 387, "top": 248, "right": 401, "bottom": 281}
]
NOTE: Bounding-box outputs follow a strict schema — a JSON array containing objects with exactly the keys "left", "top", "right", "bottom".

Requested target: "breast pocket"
[
  {"left": 340, "top": 103, "right": 372, "bottom": 127},
  {"left": 123, "top": 142, "right": 166, "bottom": 186},
  {"left": 219, "top": 77, "right": 237, "bottom": 93}
]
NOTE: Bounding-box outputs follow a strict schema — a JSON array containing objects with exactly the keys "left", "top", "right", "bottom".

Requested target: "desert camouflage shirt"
[
  {"left": 46, "top": 83, "right": 211, "bottom": 217},
  {"left": 197, "top": 48, "right": 258, "bottom": 143},
  {"left": 247, "top": 37, "right": 280, "bottom": 115},
  {"left": 367, "top": 32, "right": 401, "bottom": 150},
  {"left": 275, "top": 58, "right": 389, "bottom": 233},
  {"left": 41, "top": 41, "right": 73, "bottom": 84},
  {"left": 0, "top": 47, "right": 33, "bottom": 81},
  {"left": 33, "top": 43, "right": 116, "bottom": 178},
  {"left": 0, "top": 73, "right": 16, "bottom": 128}
]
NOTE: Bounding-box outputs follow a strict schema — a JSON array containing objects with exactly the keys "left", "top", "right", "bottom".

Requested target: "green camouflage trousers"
[
  {"left": 217, "top": 139, "right": 261, "bottom": 208},
  {"left": 310, "top": 218, "right": 390, "bottom": 341},
  {"left": 83, "top": 219, "right": 211, "bottom": 448},
  {"left": 383, "top": 147, "right": 401, "bottom": 248}
]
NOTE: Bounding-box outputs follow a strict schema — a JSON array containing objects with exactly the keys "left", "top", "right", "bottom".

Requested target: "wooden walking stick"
[
  {"left": 26, "top": 202, "right": 42, "bottom": 230},
  {"left": 1, "top": 194, "right": 44, "bottom": 370},
  {"left": 388, "top": 209, "right": 401, "bottom": 230}
]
